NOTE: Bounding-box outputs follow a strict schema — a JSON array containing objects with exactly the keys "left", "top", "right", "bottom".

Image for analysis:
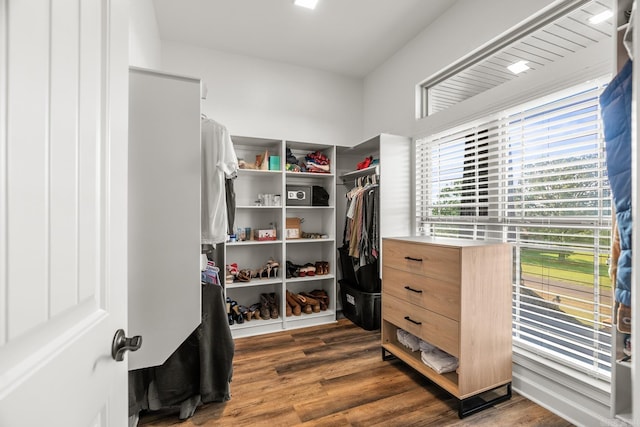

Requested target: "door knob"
[{"left": 111, "top": 329, "right": 142, "bottom": 362}]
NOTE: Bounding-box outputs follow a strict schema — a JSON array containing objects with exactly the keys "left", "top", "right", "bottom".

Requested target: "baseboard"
[{"left": 512, "top": 351, "right": 614, "bottom": 427}]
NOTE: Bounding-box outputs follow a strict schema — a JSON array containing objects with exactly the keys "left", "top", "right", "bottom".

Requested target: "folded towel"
[
  {"left": 419, "top": 339, "right": 436, "bottom": 353},
  {"left": 421, "top": 348, "right": 458, "bottom": 374},
  {"left": 397, "top": 329, "right": 420, "bottom": 352}
]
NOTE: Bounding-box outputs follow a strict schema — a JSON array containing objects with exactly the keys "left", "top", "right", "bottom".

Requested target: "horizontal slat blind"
[{"left": 415, "top": 79, "right": 612, "bottom": 379}]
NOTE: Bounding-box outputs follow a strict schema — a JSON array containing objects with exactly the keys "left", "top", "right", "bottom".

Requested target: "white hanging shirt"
[{"left": 201, "top": 119, "right": 238, "bottom": 244}]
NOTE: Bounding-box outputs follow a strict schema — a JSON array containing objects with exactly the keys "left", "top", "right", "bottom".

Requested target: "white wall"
[
  {"left": 161, "top": 42, "right": 363, "bottom": 147},
  {"left": 362, "top": 0, "right": 556, "bottom": 140},
  {"left": 129, "top": 0, "right": 162, "bottom": 69}
]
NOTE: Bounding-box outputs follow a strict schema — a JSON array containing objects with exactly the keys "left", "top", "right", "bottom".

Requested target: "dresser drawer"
[
  {"left": 383, "top": 293, "right": 459, "bottom": 357},
  {"left": 383, "top": 266, "right": 460, "bottom": 321},
  {"left": 383, "top": 239, "right": 460, "bottom": 283}
]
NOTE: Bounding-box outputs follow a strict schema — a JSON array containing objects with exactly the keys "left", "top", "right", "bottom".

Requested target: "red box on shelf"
[{"left": 254, "top": 229, "right": 277, "bottom": 241}]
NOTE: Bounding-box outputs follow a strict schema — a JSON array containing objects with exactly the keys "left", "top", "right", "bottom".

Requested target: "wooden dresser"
[{"left": 381, "top": 237, "right": 512, "bottom": 417}]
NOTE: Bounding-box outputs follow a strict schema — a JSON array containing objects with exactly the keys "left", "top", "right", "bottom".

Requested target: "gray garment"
[{"left": 128, "top": 283, "right": 234, "bottom": 420}]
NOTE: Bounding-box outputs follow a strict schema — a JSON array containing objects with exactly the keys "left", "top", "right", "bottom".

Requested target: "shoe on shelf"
[
  {"left": 268, "top": 293, "right": 279, "bottom": 318},
  {"left": 226, "top": 263, "right": 238, "bottom": 277},
  {"left": 249, "top": 303, "right": 262, "bottom": 320},
  {"left": 267, "top": 258, "right": 279, "bottom": 278},
  {"left": 295, "top": 293, "right": 320, "bottom": 313},
  {"left": 292, "top": 293, "right": 311, "bottom": 314},
  {"left": 239, "top": 305, "right": 251, "bottom": 321},
  {"left": 237, "top": 269, "right": 252, "bottom": 282},
  {"left": 285, "top": 299, "right": 292, "bottom": 317},
  {"left": 286, "top": 290, "right": 302, "bottom": 316},
  {"left": 226, "top": 297, "right": 236, "bottom": 325},
  {"left": 259, "top": 294, "right": 271, "bottom": 320},
  {"left": 286, "top": 261, "right": 300, "bottom": 278},
  {"left": 309, "top": 289, "right": 329, "bottom": 311},
  {"left": 298, "top": 263, "right": 315, "bottom": 277}
]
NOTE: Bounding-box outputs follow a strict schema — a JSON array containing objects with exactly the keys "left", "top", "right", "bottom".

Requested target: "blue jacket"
[{"left": 600, "top": 59, "right": 633, "bottom": 307}]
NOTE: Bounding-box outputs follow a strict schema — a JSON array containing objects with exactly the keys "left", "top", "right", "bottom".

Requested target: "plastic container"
[
  {"left": 339, "top": 280, "right": 381, "bottom": 331},
  {"left": 338, "top": 245, "right": 381, "bottom": 292}
]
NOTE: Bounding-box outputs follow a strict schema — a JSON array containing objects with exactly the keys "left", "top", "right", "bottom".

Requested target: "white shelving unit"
[{"left": 220, "top": 136, "right": 337, "bottom": 338}]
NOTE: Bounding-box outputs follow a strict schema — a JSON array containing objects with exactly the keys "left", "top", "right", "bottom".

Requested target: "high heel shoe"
[
  {"left": 226, "top": 297, "right": 236, "bottom": 325},
  {"left": 266, "top": 258, "right": 279, "bottom": 278}
]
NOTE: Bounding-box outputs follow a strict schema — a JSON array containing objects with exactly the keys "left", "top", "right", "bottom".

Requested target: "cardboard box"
[{"left": 286, "top": 217, "right": 302, "bottom": 239}]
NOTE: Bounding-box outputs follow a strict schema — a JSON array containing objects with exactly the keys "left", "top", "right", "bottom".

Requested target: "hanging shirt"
[{"left": 201, "top": 119, "right": 238, "bottom": 245}]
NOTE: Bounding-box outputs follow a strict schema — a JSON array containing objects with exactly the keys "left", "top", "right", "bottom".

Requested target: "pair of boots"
[
  {"left": 285, "top": 290, "right": 329, "bottom": 316},
  {"left": 259, "top": 293, "right": 279, "bottom": 320}
]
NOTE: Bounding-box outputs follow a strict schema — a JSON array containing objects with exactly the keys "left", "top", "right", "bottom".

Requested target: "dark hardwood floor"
[{"left": 138, "top": 318, "right": 573, "bottom": 427}]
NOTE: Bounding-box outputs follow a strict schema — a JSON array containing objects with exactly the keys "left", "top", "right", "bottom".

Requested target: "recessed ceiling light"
[
  {"left": 507, "top": 60, "right": 530, "bottom": 75},
  {"left": 589, "top": 10, "right": 613, "bottom": 24},
  {"left": 294, "top": 0, "right": 318, "bottom": 10}
]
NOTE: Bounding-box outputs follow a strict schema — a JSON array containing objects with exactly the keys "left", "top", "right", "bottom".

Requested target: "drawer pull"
[
  {"left": 404, "top": 285, "right": 423, "bottom": 294},
  {"left": 404, "top": 256, "right": 423, "bottom": 262},
  {"left": 404, "top": 316, "right": 422, "bottom": 326}
]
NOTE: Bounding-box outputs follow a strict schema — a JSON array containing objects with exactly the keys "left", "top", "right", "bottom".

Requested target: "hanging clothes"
[
  {"left": 201, "top": 118, "right": 238, "bottom": 245},
  {"left": 600, "top": 59, "right": 632, "bottom": 332},
  {"left": 344, "top": 175, "right": 379, "bottom": 264},
  {"left": 340, "top": 173, "right": 381, "bottom": 293}
]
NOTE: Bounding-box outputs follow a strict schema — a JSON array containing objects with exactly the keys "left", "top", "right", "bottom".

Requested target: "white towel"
[
  {"left": 421, "top": 348, "right": 459, "bottom": 374},
  {"left": 419, "top": 339, "right": 436, "bottom": 353},
  {"left": 397, "top": 329, "right": 420, "bottom": 352}
]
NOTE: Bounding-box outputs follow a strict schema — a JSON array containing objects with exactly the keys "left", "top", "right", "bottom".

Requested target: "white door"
[{"left": 0, "top": 0, "right": 130, "bottom": 426}]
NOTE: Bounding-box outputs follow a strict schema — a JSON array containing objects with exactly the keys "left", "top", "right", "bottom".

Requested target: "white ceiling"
[{"left": 152, "top": 0, "right": 456, "bottom": 77}]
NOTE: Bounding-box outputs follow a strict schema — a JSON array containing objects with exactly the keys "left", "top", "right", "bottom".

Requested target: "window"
[
  {"left": 419, "top": 0, "right": 613, "bottom": 117},
  {"left": 415, "top": 79, "right": 612, "bottom": 380}
]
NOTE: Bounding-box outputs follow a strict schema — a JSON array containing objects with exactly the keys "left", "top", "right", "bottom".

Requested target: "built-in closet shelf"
[
  {"left": 226, "top": 279, "right": 282, "bottom": 289},
  {"left": 226, "top": 240, "right": 283, "bottom": 246},
  {"left": 340, "top": 165, "right": 379, "bottom": 181},
  {"left": 286, "top": 238, "right": 334, "bottom": 244},
  {"left": 286, "top": 206, "right": 333, "bottom": 210},
  {"left": 237, "top": 169, "right": 281, "bottom": 175},
  {"left": 221, "top": 135, "right": 337, "bottom": 339},
  {"left": 285, "top": 172, "right": 334, "bottom": 178},
  {"left": 286, "top": 275, "right": 335, "bottom": 283}
]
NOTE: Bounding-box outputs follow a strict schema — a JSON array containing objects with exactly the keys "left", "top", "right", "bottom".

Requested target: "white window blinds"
[{"left": 415, "top": 79, "right": 612, "bottom": 379}]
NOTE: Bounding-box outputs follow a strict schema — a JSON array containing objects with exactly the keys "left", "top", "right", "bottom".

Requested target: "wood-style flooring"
[{"left": 138, "top": 318, "right": 574, "bottom": 427}]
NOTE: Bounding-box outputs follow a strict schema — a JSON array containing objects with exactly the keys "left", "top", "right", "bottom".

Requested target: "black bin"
[{"left": 339, "top": 280, "right": 381, "bottom": 331}]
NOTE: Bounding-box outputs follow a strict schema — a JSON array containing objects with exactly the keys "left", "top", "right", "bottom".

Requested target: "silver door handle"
[{"left": 111, "top": 329, "right": 142, "bottom": 362}]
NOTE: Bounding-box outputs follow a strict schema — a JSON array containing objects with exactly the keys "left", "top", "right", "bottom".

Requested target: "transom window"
[{"left": 419, "top": 0, "right": 613, "bottom": 117}]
